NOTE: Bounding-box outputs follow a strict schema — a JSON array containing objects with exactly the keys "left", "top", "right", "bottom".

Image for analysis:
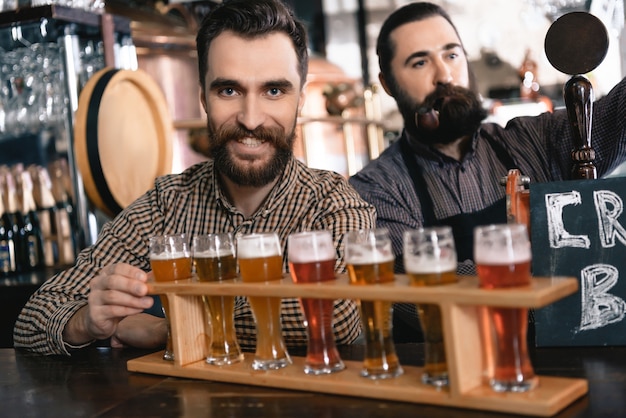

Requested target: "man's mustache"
[
  {"left": 415, "top": 84, "right": 479, "bottom": 131},
  {"left": 217, "top": 125, "right": 284, "bottom": 143},
  {"left": 421, "top": 84, "right": 474, "bottom": 111}
]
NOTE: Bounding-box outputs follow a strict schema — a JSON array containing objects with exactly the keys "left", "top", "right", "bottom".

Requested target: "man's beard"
[
  {"left": 207, "top": 122, "right": 295, "bottom": 187},
  {"left": 396, "top": 83, "right": 487, "bottom": 146}
]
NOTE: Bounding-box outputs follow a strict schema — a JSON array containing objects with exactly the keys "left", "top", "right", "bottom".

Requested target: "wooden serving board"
[{"left": 127, "top": 275, "right": 588, "bottom": 416}]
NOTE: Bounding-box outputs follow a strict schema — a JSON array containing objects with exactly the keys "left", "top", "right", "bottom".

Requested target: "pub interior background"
[{"left": 0, "top": 0, "right": 624, "bottom": 348}]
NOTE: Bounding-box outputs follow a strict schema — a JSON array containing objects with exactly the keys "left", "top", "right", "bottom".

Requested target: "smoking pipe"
[{"left": 415, "top": 107, "right": 439, "bottom": 131}]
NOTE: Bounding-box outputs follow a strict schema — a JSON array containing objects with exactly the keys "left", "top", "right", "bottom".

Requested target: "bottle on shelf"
[
  {"left": 29, "top": 165, "right": 58, "bottom": 267},
  {"left": 0, "top": 185, "right": 18, "bottom": 276},
  {"left": 48, "top": 160, "right": 76, "bottom": 266},
  {"left": 3, "top": 171, "right": 27, "bottom": 272},
  {"left": 19, "top": 170, "right": 46, "bottom": 271}
]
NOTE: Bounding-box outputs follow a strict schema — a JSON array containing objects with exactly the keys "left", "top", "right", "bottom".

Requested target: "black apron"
[
  {"left": 399, "top": 132, "right": 516, "bottom": 261},
  {"left": 393, "top": 132, "right": 517, "bottom": 343}
]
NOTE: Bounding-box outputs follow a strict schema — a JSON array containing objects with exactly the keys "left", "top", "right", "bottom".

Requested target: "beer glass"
[
  {"left": 403, "top": 227, "right": 457, "bottom": 388},
  {"left": 237, "top": 232, "right": 291, "bottom": 370},
  {"left": 474, "top": 223, "right": 538, "bottom": 392},
  {"left": 288, "top": 230, "right": 345, "bottom": 375},
  {"left": 192, "top": 233, "right": 243, "bottom": 366},
  {"left": 345, "top": 228, "right": 403, "bottom": 379},
  {"left": 149, "top": 233, "right": 192, "bottom": 361}
]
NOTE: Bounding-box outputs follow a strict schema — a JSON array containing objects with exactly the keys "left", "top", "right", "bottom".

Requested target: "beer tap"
[
  {"left": 564, "top": 75, "right": 595, "bottom": 179},
  {"left": 544, "top": 11, "right": 609, "bottom": 180}
]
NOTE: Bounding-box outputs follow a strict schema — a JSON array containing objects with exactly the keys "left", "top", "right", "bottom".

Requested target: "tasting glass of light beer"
[
  {"left": 403, "top": 226, "right": 457, "bottom": 388},
  {"left": 192, "top": 233, "right": 244, "bottom": 366},
  {"left": 237, "top": 232, "right": 291, "bottom": 370},
  {"left": 288, "top": 230, "right": 345, "bottom": 375},
  {"left": 345, "top": 228, "right": 403, "bottom": 379},
  {"left": 474, "top": 223, "right": 538, "bottom": 392},
  {"left": 149, "top": 233, "right": 193, "bottom": 361}
]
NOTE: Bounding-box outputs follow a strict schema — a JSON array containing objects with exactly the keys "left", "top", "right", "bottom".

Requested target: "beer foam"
[
  {"left": 347, "top": 251, "right": 394, "bottom": 265},
  {"left": 237, "top": 234, "right": 281, "bottom": 258},
  {"left": 289, "top": 246, "right": 335, "bottom": 263},
  {"left": 474, "top": 246, "right": 531, "bottom": 265},
  {"left": 404, "top": 257, "right": 456, "bottom": 274},
  {"left": 288, "top": 231, "right": 335, "bottom": 262},
  {"left": 194, "top": 249, "right": 234, "bottom": 258},
  {"left": 150, "top": 251, "right": 189, "bottom": 260}
]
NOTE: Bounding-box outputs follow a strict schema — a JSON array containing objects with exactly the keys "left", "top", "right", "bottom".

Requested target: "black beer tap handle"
[{"left": 564, "top": 75, "right": 596, "bottom": 180}]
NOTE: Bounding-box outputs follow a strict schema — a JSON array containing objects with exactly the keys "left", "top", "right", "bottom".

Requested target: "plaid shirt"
[{"left": 14, "top": 158, "right": 375, "bottom": 355}]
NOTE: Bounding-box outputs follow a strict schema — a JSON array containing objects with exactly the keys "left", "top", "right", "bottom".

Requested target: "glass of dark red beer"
[
  {"left": 474, "top": 223, "right": 538, "bottom": 392},
  {"left": 288, "top": 230, "right": 345, "bottom": 375}
]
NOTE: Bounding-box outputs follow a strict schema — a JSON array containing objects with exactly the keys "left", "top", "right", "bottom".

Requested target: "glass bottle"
[
  {"left": 49, "top": 161, "right": 76, "bottom": 265},
  {"left": 18, "top": 170, "right": 45, "bottom": 270},
  {"left": 3, "top": 172, "right": 26, "bottom": 272},
  {"left": 0, "top": 186, "right": 18, "bottom": 276},
  {"left": 29, "top": 165, "right": 58, "bottom": 267}
]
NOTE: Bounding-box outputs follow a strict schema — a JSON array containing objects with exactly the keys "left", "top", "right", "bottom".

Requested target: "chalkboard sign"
[{"left": 531, "top": 177, "right": 626, "bottom": 346}]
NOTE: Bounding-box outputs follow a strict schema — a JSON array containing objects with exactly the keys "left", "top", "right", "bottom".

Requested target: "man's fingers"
[
  {"left": 92, "top": 264, "right": 149, "bottom": 297},
  {"left": 90, "top": 288, "right": 153, "bottom": 310}
]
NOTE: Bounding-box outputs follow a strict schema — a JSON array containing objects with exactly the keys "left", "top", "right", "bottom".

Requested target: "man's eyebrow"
[
  {"left": 209, "top": 78, "right": 240, "bottom": 90},
  {"left": 209, "top": 78, "right": 295, "bottom": 91},
  {"left": 262, "top": 79, "right": 295, "bottom": 90},
  {"left": 403, "top": 42, "right": 463, "bottom": 66}
]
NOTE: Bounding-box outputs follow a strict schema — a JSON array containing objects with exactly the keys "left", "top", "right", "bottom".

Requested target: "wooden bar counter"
[
  {"left": 2, "top": 275, "right": 618, "bottom": 417},
  {"left": 2, "top": 343, "right": 625, "bottom": 417}
]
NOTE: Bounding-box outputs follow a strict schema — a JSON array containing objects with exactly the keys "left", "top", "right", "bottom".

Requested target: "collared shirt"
[
  {"left": 14, "top": 158, "right": 375, "bottom": 356},
  {"left": 350, "top": 77, "right": 626, "bottom": 274}
]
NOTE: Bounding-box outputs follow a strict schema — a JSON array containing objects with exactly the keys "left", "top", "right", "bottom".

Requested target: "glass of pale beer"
[
  {"left": 474, "top": 223, "right": 538, "bottom": 392},
  {"left": 288, "top": 230, "right": 345, "bottom": 375},
  {"left": 403, "top": 226, "right": 457, "bottom": 388},
  {"left": 149, "top": 233, "right": 193, "bottom": 361},
  {"left": 237, "top": 232, "right": 291, "bottom": 370},
  {"left": 192, "top": 233, "right": 244, "bottom": 366},
  {"left": 345, "top": 228, "right": 403, "bottom": 379}
]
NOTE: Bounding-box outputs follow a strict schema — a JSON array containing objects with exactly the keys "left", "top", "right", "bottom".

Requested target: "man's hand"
[
  {"left": 63, "top": 263, "right": 155, "bottom": 346},
  {"left": 111, "top": 313, "right": 168, "bottom": 348}
]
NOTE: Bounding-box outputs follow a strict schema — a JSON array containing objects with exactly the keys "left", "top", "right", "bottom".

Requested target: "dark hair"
[
  {"left": 376, "top": 2, "right": 462, "bottom": 89},
  {"left": 196, "top": 0, "right": 309, "bottom": 91}
]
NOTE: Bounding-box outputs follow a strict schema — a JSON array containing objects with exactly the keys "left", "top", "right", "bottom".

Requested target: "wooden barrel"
[{"left": 73, "top": 67, "right": 173, "bottom": 218}]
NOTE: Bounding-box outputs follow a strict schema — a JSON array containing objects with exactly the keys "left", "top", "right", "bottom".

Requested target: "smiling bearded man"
[{"left": 14, "top": 0, "right": 375, "bottom": 357}]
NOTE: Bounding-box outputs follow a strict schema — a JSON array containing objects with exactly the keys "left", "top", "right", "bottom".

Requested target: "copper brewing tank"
[{"left": 297, "top": 56, "right": 384, "bottom": 177}]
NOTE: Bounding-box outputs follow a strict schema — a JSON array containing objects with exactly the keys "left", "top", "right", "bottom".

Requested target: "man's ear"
[{"left": 378, "top": 72, "right": 393, "bottom": 97}]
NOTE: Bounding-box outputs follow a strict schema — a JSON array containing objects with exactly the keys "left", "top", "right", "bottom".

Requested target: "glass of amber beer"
[
  {"left": 149, "top": 233, "right": 193, "bottom": 361},
  {"left": 345, "top": 228, "right": 403, "bottom": 379},
  {"left": 288, "top": 230, "right": 345, "bottom": 375},
  {"left": 474, "top": 223, "right": 538, "bottom": 392},
  {"left": 403, "top": 226, "right": 457, "bottom": 388},
  {"left": 237, "top": 232, "right": 291, "bottom": 370},
  {"left": 192, "top": 233, "right": 244, "bottom": 365}
]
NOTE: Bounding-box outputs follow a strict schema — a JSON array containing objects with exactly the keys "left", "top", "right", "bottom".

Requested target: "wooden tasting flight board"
[{"left": 127, "top": 275, "right": 587, "bottom": 417}]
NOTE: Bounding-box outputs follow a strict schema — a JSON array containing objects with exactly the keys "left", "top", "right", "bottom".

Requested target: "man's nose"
[
  {"left": 236, "top": 96, "right": 266, "bottom": 130},
  {"left": 433, "top": 59, "right": 453, "bottom": 85}
]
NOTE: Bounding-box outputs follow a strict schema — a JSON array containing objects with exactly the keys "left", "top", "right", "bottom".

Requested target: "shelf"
[
  {"left": 0, "top": 5, "right": 130, "bottom": 33},
  {"left": 172, "top": 116, "right": 385, "bottom": 131},
  {"left": 0, "top": 266, "right": 65, "bottom": 288},
  {"left": 128, "top": 275, "right": 587, "bottom": 417}
]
